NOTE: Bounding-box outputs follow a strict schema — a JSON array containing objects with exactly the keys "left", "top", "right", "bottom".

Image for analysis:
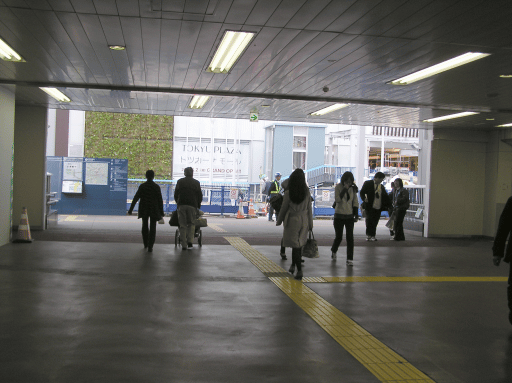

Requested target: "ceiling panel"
[{"left": 1, "top": 0, "right": 512, "bottom": 130}]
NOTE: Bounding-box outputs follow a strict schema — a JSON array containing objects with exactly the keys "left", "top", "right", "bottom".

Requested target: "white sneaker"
[
  {"left": 370, "top": 237, "right": 377, "bottom": 241},
  {"left": 366, "top": 236, "right": 371, "bottom": 241},
  {"left": 346, "top": 260, "right": 353, "bottom": 266},
  {"left": 331, "top": 252, "right": 337, "bottom": 260}
]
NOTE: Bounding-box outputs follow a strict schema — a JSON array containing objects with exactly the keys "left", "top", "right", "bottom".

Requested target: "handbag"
[
  {"left": 302, "top": 230, "right": 319, "bottom": 258},
  {"left": 169, "top": 210, "right": 179, "bottom": 226},
  {"left": 194, "top": 217, "right": 208, "bottom": 227}
]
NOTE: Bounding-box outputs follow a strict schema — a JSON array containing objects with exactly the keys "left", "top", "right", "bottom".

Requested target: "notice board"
[{"left": 47, "top": 156, "right": 128, "bottom": 215}]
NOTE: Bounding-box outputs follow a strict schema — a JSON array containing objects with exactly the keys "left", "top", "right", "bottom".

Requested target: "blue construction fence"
[
  {"left": 128, "top": 179, "right": 425, "bottom": 219},
  {"left": 127, "top": 180, "right": 266, "bottom": 216}
]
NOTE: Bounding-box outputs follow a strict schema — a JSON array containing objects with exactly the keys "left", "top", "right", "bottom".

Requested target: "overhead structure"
[{"left": 1, "top": 0, "right": 512, "bottom": 128}]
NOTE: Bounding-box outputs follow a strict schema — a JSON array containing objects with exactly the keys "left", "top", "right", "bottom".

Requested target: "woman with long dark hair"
[
  {"left": 276, "top": 169, "right": 313, "bottom": 280},
  {"left": 392, "top": 178, "right": 410, "bottom": 241},
  {"left": 330, "top": 172, "right": 359, "bottom": 265}
]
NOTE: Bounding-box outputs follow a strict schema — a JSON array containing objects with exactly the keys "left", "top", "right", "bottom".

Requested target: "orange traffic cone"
[
  {"left": 236, "top": 202, "right": 246, "bottom": 219},
  {"left": 248, "top": 199, "right": 257, "bottom": 218},
  {"left": 13, "top": 207, "right": 33, "bottom": 243}
]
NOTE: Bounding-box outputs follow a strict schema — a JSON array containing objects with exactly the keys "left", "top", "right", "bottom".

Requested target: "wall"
[
  {"left": 0, "top": 86, "right": 15, "bottom": 245},
  {"left": 272, "top": 125, "right": 293, "bottom": 178},
  {"left": 429, "top": 129, "right": 488, "bottom": 237},
  {"left": 306, "top": 126, "right": 325, "bottom": 170},
  {"left": 12, "top": 106, "right": 47, "bottom": 230}
]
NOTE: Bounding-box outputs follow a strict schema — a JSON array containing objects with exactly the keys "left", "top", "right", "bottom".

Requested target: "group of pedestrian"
[{"left": 128, "top": 167, "right": 202, "bottom": 252}]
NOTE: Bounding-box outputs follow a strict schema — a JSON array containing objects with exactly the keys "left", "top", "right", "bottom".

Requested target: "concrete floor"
[{"left": 1, "top": 215, "right": 511, "bottom": 383}]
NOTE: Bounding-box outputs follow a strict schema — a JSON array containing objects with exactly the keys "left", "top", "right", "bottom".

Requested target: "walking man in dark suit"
[
  {"left": 359, "top": 172, "right": 391, "bottom": 241},
  {"left": 174, "top": 167, "right": 203, "bottom": 250},
  {"left": 128, "top": 170, "right": 164, "bottom": 252},
  {"left": 493, "top": 196, "right": 512, "bottom": 324}
]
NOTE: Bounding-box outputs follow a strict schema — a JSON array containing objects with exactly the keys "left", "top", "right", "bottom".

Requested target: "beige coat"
[{"left": 276, "top": 188, "right": 313, "bottom": 248}]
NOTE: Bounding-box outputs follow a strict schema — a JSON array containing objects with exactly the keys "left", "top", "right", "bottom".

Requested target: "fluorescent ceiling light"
[
  {"left": 40, "top": 87, "right": 71, "bottom": 102},
  {"left": 207, "top": 31, "right": 255, "bottom": 73},
  {"left": 0, "top": 37, "right": 25, "bottom": 62},
  {"left": 500, "top": 75, "right": 512, "bottom": 78},
  {"left": 109, "top": 45, "right": 125, "bottom": 51},
  {"left": 188, "top": 95, "right": 210, "bottom": 109},
  {"left": 310, "top": 103, "right": 349, "bottom": 116},
  {"left": 423, "top": 111, "right": 478, "bottom": 123},
  {"left": 496, "top": 123, "right": 512, "bottom": 127},
  {"left": 389, "top": 52, "right": 490, "bottom": 85}
]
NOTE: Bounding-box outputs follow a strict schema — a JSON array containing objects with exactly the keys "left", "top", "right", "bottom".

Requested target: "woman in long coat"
[{"left": 276, "top": 169, "right": 313, "bottom": 280}]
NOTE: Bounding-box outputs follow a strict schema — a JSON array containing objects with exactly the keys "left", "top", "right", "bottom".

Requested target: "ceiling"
[{"left": 1, "top": 0, "right": 512, "bottom": 129}]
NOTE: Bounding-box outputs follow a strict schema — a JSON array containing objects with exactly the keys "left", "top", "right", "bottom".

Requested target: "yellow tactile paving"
[
  {"left": 225, "top": 236, "right": 436, "bottom": 383},
  {"left": 207, "top": 223, "right": 227, "bottom": 232},
  {"left": 322, "top": 276, "right": 507, "bottom": 283},
  {"left": 62, "top": 215, "right": 85, "bottom": 222}
]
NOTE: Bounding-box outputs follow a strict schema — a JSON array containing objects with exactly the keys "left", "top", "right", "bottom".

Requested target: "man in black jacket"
[
  {"left": 128, "top": 170, "right": 164, "bottom": 252},
  {"left": 359, "top": 172, "right": 391, "bottom": 241},
  {"left": 174, "top": 167, "right": 203, "bottom": 250},
  {"left": 493, "top": 196, "right": 512, "bottom": 324}
]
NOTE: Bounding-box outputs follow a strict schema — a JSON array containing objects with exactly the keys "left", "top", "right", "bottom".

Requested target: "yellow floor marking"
[
  {"left": 62, "top": 215, "right": 85, "bottom": 222},
  {"left": 322, "top": 276, "right": 507, "bottom": 283},
  {"left": 208, "top": 223, "right": 227, "bottom": 232},
  {"left": 225, "top": 236, "right": 435, "bottom": 383}
]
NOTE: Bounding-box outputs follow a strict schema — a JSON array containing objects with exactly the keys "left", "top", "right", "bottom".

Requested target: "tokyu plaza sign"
[{"left": 173, "top": 140, "right": 249, "bottom": 181}]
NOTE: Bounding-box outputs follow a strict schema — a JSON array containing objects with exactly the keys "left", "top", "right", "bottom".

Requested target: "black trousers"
[
  {"left": 365, "top": 208, "right": 381, "bottom": 237},
  {"left": 141, "top": 216, "right": 157, "bottom": 249},
  {"left": 331, "top": 217, "right": 354, "bottom": 260},
  {"left": 393, "top": 208, "right": 407, "bottom": 241},
  {"left": 291, "top": 248, "right": 302, "bottom": 272}
]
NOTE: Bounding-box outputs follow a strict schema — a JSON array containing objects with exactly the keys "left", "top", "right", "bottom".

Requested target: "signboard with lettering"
[{"left": 173, "top": 139, "right": 249, "bottom": 182}]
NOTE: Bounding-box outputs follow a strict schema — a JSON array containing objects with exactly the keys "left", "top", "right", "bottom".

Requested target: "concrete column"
[
  {"left": 0, "top": 85, "right": 16, "bottom": 246},
  {"left": 55, "top": 109, "right": 69, "bottom": 157},
  {"left": 12, "top": 106, "right": 48, "bottom": 231}
]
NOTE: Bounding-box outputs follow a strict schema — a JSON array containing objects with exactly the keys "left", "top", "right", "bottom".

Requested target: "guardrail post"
[
  {"left": 313, "top": 185, "right": 317, "bottom": 217},
  {"left": 220, "top": 186, "right": 225, "bottom": 216}
]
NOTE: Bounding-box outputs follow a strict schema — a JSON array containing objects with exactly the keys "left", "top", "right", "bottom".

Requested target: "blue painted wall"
[
  {"left": 272, "top": 125, "right": 293, "bottom": 178},
  {"left": 307, "top": 126, "right": 326, "bottom": 170},
  {"left": 47, "top": 156, "right": 128, "bottom": 215}
]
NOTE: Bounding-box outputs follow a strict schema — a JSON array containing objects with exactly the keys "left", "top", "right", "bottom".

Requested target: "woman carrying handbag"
[
  {"left": 330, "top": 172, "right": 359, "bottom": 266},
  {"left": 276, "top": 169, "right": 313, "bottom": 280}
]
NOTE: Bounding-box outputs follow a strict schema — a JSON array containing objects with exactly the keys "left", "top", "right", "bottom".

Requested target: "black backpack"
[{"left": 269, "top": 193, "right": 283, "bottom": 212}]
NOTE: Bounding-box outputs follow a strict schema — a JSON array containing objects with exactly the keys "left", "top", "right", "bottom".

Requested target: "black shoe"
[
  {"left": 280, "top": 252, "right": 287, "bottom": 260},
  {"left": 294, "top": 270, "right": 303, "bottom": 280},
  {"left": 181, "top": 245, "right": 187, "bottom": 251},
  {"left": 288, "top": 264, "right": 295, "bottom": 274},
  {"left": 188, "top": 243, "right": 193, "bottom": 248},
  {"left": 148, "top": 247, "right": 153, "bottom": 252}
]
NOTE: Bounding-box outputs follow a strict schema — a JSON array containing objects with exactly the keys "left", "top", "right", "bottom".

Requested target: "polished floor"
[{"left": 1, "top": 215, "right": 510, "bottom": 383}]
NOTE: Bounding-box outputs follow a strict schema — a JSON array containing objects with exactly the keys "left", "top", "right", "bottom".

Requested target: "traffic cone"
[
  {"left": 248, "top": 199, "right": 258, "bottom": 218},
  {"left": 13, "top": 207, "right": 33, "bottom": 243},
  {"left": 236, "top": 203, "right": 246, "bottom": 219}
]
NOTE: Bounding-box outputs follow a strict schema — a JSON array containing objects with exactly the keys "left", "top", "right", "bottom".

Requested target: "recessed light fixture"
[
  {"left": 388, "top": 52, "right": 490, "bottom": 85},
  {"left": 0, "top": 37, "right": 25, "bottom": 62},
  {"left": 261, "top": 104, "right": 270, "bottom": 108},
  {"left": 310, "top": 103, "right": 349, "bottom": 116},
  {"left": 497, "top": 123, "right": 512, "bottom": 127},
  {"left": 188, "top": 95, "right": 210, "bottom": 109},
  {"left": 500, "top": 74, "right": 512, "bottom": 78},
  {"left": 207, "top": 31, "right": 255, "bottom": 73},
  {"left": 486, "top": 118, "right": 495, "bottom": 121},
  {"left": 109, "top": 45, "right": 126, "bottom": 51},
  {"left": 40, "top": 87, "right": 71, "bottom": 102},
  {"left": 423, "top": 111, "right": 478, "bottom": 123}
]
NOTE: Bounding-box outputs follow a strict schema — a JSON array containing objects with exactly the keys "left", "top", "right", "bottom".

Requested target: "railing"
[
  {"left": 305, "top": 165, "right": 356, "bottom": 186},
  {"left": 127, "top": 179, "right": 265, "bottom": 216},
  {"left": 309, "top": 184, "right": 426, "bottom": 231}
]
